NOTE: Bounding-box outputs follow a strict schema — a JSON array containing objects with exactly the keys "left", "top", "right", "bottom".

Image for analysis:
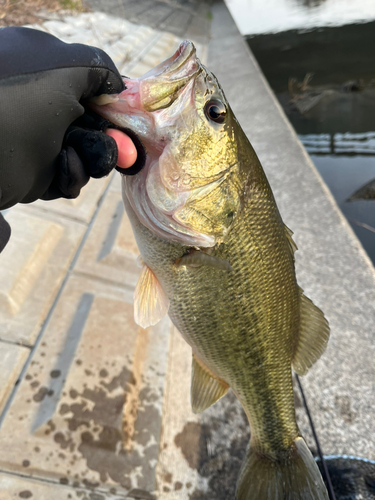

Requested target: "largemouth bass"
[{"left": 93, "top": 41, "right": 330, "bottom": 500}]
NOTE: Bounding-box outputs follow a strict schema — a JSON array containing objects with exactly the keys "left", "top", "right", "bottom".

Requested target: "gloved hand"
[
  {"left": 0, "top": 212, "right": 10, "bottom": 253},
  {"left": 0, "top": 27, "right": 145, "bottom": 211}
]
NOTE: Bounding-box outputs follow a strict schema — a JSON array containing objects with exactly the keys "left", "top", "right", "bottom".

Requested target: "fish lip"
[
  {"left": 140, "top": 40, "right": 199, "bottom": 80},
  {"left": 138, "top": 40, "right": 202, "bottom": 112}
]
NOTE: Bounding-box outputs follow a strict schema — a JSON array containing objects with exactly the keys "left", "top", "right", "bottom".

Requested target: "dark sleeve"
[
  {"left": 0, "top": 27, "right": 123, "bottom": 94},
  {"left": 0, "top": 27, "right": 125, "bottom": 209}
]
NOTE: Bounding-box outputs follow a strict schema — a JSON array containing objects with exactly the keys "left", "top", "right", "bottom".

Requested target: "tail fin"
[{"left": 236, "top": 437, "right": 329, "bottom": 500}]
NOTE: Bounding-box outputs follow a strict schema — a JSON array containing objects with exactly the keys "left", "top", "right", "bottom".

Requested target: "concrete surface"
[
  {"left": 0, "top": 207, "right": 86, "bottom": 346},
  {"left": 74, "top": 178, "right": 141, "bottom": 290},
  {"left": 0, "top": 273, "right": 170, "bottom": 496},
  {"left": 85, "top": 0, "right": 211, "bottom": 42},
  {"left": 0, "top": 1, "right": 374, "bottom": 498},
  {"left": 0, "top": 343, "right": 29, "bottom": 415}
]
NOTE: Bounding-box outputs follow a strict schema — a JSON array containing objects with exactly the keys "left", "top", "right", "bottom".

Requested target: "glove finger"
[
  {"left": 41, "top": 147, "right": 90, "bottom": 200},
  {"left": 64, "top": 127, "right": 118, "bottom": 179},
  {"left": 84, "top": 66, "right": 125, "bottom": 99},
  {"left": 0, "top": 209, "right": 11, "bottom": 253},
  {"left": 72, "top": 110, "right": 147, "bottom": 176},
  {"left": 72, "top": 109, "right": 112, "bottom": 133}
]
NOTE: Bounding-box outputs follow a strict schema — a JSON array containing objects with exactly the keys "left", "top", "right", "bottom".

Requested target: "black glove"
[
  {"left": 0, "top": 211, "right": 10, "bottom": 253},
  {"left": 0, "top": 27, "right": 145, "bottom": 211}
]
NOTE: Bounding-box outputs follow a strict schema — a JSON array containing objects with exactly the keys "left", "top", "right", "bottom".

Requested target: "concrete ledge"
[{"left": 208, "top": 1, "right": 375, "bottom": 460}]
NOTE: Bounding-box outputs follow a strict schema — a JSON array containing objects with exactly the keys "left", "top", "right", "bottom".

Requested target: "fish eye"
[{"left": 204, "top": 99, "right": 226, "bottom": 124}]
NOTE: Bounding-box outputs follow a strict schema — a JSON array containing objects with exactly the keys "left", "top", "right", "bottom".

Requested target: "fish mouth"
[{"left": 136, "top": 40, "right": 202, "bottom": 112}]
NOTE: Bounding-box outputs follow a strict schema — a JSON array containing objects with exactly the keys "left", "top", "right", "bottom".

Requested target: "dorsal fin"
[
  {"left": 285, "top": 224, "right": 298, "bottom": 261},
  {"left": 191, "top": 354, "right": 229, "bottom": 414},
  {"left": 133, "top": 263, "right": 169, "bottom": 328},
  {"left": 292, "top": 289, "right": 330, "bottom": 376}
]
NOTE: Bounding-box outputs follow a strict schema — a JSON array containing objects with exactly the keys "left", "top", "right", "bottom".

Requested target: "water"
[
  {"left": 242, "top": 15, "right": 375, "bottom": 265},
  {"left": 226, "top": 0, "right": 375, "bottom": 35},
  {"left": 310, "top": 154, "right": 375, "bottom": 263}
]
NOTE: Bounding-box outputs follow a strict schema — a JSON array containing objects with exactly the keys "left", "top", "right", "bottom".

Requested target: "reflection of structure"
[
  {"left": 300, "top": 132, "right": 375, "bottom": 155},
  {"left": 293, "top": 0, "right": 327, "bottom": 7}
]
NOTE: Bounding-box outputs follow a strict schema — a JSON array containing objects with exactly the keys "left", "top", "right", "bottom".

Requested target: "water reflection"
[
  {"left": 295, "top": 111, "right": 375, "bottom": 265},
  {"left": 300, "top": 132, "right": 375, "bottom": 156},
  {"left": 295, "top": 100, "right": 375, "bottom": 264},
  {"left": 293, "top": 0, "right": 327, "bottom": 8},
  {"left": 309, "top": 154, "right": 375, "bottom": 263},
  {"left": 247, "top": 21, "right": 375, "bottom": 266},
  {"left": 227, "top": 0, "right": 375, "bottom": 35}
]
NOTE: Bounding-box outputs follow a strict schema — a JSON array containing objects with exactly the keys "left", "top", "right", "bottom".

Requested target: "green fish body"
[{"left": 94, "top": 41, "right": 330, "bottom": 500}]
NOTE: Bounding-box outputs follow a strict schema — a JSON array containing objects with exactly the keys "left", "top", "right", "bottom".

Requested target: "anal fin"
[
  {"left": 191, "top": 354, "right": 229, "bottom": 413},
  {"left": 134, "top": 262, "right": 169, "bottom": 328},
  {"left": 292, "top": 289, "right": 330, "bottom": 376}
]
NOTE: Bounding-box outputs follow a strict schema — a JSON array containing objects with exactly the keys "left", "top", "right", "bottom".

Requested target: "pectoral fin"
[
  {"left": 292, "top": 289, "right": 330, "bottom": 376},
  {"left": 191, "top": 354, "right": 229, "bottom": 413},
  {"left": 176, "top": 250, "right": 233, "bottom": 272},
  {"left": 134, "top": 263, "right": 169, "bottom": 328}
]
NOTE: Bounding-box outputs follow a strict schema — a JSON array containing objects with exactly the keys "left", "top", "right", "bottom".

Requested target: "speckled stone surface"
[
  {"left": 0, "top": 472, "right": 131, "bottom": 499},
  {"left": 0, "top": 274, "right": 170, "bottom": 495}
]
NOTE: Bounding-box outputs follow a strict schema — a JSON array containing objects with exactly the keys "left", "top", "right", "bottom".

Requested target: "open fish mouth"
[
  {"left": 92, "top": 40, "right": 237, "bottom": 248},
  {"left": 137, "top": 40, "right": 202, "bottom": 112},
  {"left": 140, "top": 40, "right": 199, "bottom": 81},
  {"left": 91, "top": 40, "right": 202, "bottom": 155}
]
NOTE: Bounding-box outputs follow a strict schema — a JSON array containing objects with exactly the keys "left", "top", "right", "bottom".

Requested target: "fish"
[{"left": 92, "top": 40, "right": 330, "bottom": 500}]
